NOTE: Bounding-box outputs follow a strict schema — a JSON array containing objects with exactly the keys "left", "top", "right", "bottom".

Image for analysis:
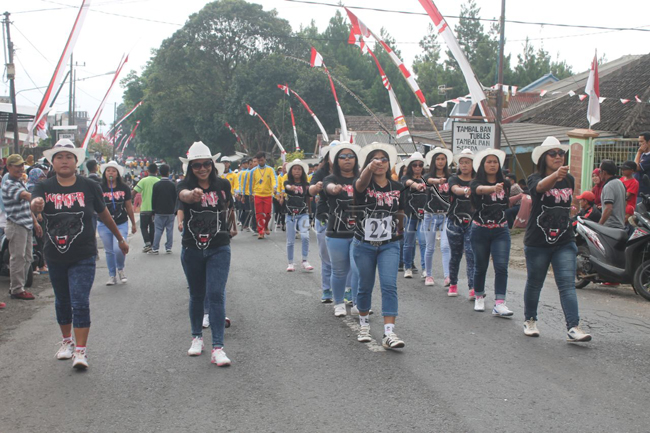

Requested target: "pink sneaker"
[
  {"left": 444, "top": 277, "right": 450, "bottom": 287},
  {"left": 468, "top": 289, "right": 476, "bottom": 301},
  {"left": 447, "top": 285, "right": 458, "bottom": 297},
  {"left": 425, "top": 276, "right": 434, "bottom": 286},
  {"left": 301, "top": 261, "right": 314, "bottom": 271},
  {"left": 286, "top": 264, "right": 295, "bottom": 272}
]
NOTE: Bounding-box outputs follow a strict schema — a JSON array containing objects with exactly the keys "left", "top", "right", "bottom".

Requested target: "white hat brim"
[
  {"left": 473, "top": 149, "right": 506, "bottom": 173},
  {"left": 286, "top": 160, "right": 309, "bottom": 177},
  {"left": 531, "top": 143, "right": 570, "bottom": 165},
  {"left": 101, "top": 161, "right": 125, "bottom": 177},
  {"left": 358, "top": 143, "right": 398, "bottom": 168},
  {"left": 425, "top": 148, "right": 453, "bottom": 168},
  {"left": 43, "top": 147, "right": 86, "bottom": 168},
  {"left": 453, "top": 151, "right": 475, "bottom": 165},
  {"left": 329, "top": 143, "right": 362, "bottom": 164}
]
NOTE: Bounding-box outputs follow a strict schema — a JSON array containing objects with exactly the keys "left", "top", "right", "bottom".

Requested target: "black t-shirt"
[
  {"left": 323, "top": 174, "right": 357, "bottom": 238},
  {"left": 310, "top": 167, "right": 330, "bottom": 218},
  {"left": 284, "top": 180, "right": 310, "bottom": 216},
  {"left": 400, "top": 175, "right": 426, "bottom": 219},
  {"left": 32, "top": 176, "right": 106, "bottom": 264},
  {"left": 101, "top": 182, "right": 132, "bottom": 225},
  {"left": 423, "top": 173, "right": 450, "bottom": 214},
  {"left": 448, "top": 175, "right": 474, "bottom": 227},
  {"left": 578, "top": 205, "right": 601, "bottom": 223},
  {"left": 470, "top": 179, "right": 511, "bottom": 226},
  {"left": 524, "top": 173, "right": 575, "bottom": 247},
  {"left": 177, "top": 178, "right": 233, "bottom": 250},
  {"left": 354, "top": 179, "right": 404, "bottom": 243}
]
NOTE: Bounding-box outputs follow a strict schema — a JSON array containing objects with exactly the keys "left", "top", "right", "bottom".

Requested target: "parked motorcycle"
[
  {"left": 0, "top": 232, "right": 41, "bottom": 289},
  {"left": 575, "top": 189, "right": 650, "bottom": 301}
]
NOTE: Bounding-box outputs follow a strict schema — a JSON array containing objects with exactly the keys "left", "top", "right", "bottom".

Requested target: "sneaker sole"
[
  {"left": 334, "top": 312, "right": 347, "bottom": 317},
  {"left": 474, "top": 308, "right": 485, "bottom": 312},
  {"left": 567, "top": 335, "right": 592, "bottom": 342},
  {"left": 492, "top": 311, "right": 514, "bottom": 318},
  {"left": 188, "top": 351, "right": 203, "bottom": 356},
  {"left": 447, "top": 293, "right": 458, "bottom": 297},
  {"left": 357, "top": 337, "right": 372, "bottom": 343},
  {"left": 321, "top": 299, "right": 333, "bottom": 304},
  {"left": 72, "top": 361, "right": 88, "bottom": 370},
  {"left": 213, "top": 361, "right": 231, "bottom": 367},
  {"left": 383, "top": 342, "right": 405, "bottom": 349},
  {"left": 524, "top": 332, "right": 540, "bottom": 337}
]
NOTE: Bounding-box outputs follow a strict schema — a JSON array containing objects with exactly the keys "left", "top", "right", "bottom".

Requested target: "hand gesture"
[
  {"left": 331, "top": 184, "right": 343, "bottom": 195},
  {"left": 495, "top": 183, "right": 504, "bottom": 194},
  {"left": 368, "top": 159, "right": 382, "bottom": 173},
  {"left": 464, "top": 187, "right": 471, "bottom": 198},
  {"left": 556, "top": 165, "right": 570, "bottom": 180},
  {"left": 313, "top": 181, "right": 323, "bottom": 193},
  {"left": 230, "top": 226, "right": 238, "bottom": 238},
  {"left": 31, "top": 197, "right": 44, "bottom": 213},
  {"left": 190, "top": 188, "right": 204, "bottom": 203},
  {"left": 285, "top": 184, "right": 294, "bottom": 192}
]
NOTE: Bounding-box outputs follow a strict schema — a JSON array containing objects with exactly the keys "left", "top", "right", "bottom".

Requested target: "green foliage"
[{"left": 277, "top": 150, "right": 305, "bottom": 166}]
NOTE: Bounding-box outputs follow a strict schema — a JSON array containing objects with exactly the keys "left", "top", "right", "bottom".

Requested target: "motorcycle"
[
  {"left": 0, "top": 232, "right": 42, "bottom": 289},
  {"left": 575, "top": 189, "right": 650, "bottom": 301}
]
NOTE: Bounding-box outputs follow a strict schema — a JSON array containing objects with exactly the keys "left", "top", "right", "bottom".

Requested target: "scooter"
[{"left": 575, "top": 191, "right": 650, "bottom": 301}]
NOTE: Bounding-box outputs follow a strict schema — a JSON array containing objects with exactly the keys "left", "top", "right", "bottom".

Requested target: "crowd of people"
[{"left": 3, "top": 132, "right": 649, "bottom": 369}]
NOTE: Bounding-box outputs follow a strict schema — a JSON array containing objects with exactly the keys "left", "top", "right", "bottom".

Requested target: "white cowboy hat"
[
  {"left": 285, "top": 159, "right": 309, "bottom": 177},
  {"left": 531, "top": 136, "right": 570, "bottom": 165},
  {"left": 358, "top": 142, "right": 398, "bottom": 168},
  {"left": 404, "top": 151, "right": 426, "bottom": 168},
  {"left": 178, "top": 141, "right": 221, "bottom": 166},
  {"left": 453, "top": 149, "right": 475, "bottom": 165},
  {"left": 221, "top": 156, "right": 231, "bottom": 162},
  {"left": 473, "top": 148, "right": 506, "bottom": 173},
  {"left": 101, "top": 160, "right": 124, "bottom": 178},
  {"left": 329, "top": 142, "right": 361, "bottom": 164},
  {"left": 320, "top": 140, "right": 340, "bottom": 160},
  {"left": 43, "top": 138, "right": 86, "bottom": 167},
  {"left": 425, "top": 147, "right": 453, "bottom": 168},
  {"left": 214, "top": 163, "right": 225, "bottom": 175}
]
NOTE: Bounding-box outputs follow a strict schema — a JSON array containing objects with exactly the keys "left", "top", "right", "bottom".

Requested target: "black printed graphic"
[
  {"left": 286, "top": 195, "right": 307, "bottom": 215},
  {"left": 450, "top": 197, "right": 473, "bottom": 227},
  {"left": 187, "top": 209, "right": 221, "bottom": 249},
  {"left": 44, "top": 212, "right": 85, "bottom": 254},
  {"left": 536, "top": 205, "right": 571, "bottom": 244},
  {"left": 333, "top": 198, "right": 356, "bottom": 231},
  {"left": 407, "top": 191, "right": 427, "bottom": 219},
  {"left": 477, "top": 203, "right": 507, "bottom": 226}
]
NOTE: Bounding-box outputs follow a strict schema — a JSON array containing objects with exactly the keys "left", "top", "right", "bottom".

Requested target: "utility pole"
[
  {"left": 69, "top": 54, "right": 74, "bottom": 126},
  {"left": 112, "top": 102, "right": 116, "bottom": 161},
  {"left": 3, "top": 12, "right": 20, "bottom": 153},
  {"left": 494, "top": 0, "right": 506, "bottom": 150}
]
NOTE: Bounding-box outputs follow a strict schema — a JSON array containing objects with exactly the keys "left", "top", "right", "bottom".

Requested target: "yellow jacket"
[
  {"left": 248, "top": 165, "right": 277, "bottom": 197},
  {"left": 223, "top": 171, "right": 239, "bottom": 195}
]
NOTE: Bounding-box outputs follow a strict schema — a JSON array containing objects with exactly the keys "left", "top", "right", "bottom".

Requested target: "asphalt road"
[{"left": 1, "top": 225, "right": 649, "bottom": 433}]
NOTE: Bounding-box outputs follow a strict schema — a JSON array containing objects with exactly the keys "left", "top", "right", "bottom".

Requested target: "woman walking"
[
  {"left": 469, "top": 149, "right": 513, "bottom": 316},
  {"left": 446, "top": 149, "right": 476, "bottom": 299},
  {"left": 284, "top": 159, "right": 313, "bottom": 272},
  {"left": 423, "top": 147, "right": 453, "bottom": 287},
  {"left": 523, "top": 137, "right": 591, "bottom": 342},
  {"left": 324, "top": 142, "right": 361, "bottom": 317},
  {"left": 31, "top": 139, "right": 129, "bottom": 369},
  {"left": 98, "top": 161, "right": 137, "bottom": 285},
  {"left": 178, "top": 142, "right": 236, "bottom": 366},
  {"left": 353, "top": 143, "right": 406, "bottom": 349},
  {"left": 401, "top": 152, "right": 427, "bottom": 280}
]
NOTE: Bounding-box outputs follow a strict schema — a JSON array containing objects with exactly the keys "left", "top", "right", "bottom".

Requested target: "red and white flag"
[
  {"left": 418, "top": 0, "right": 486, "bottom": 104},
  {"left": 635, "top": 95, "right": 642, "bottom": 103},
  {"left": 29, "top": 0, "right": 92, "bottom": 142},
  {"left": 245, "top": 105, "right": 286, "bottom": 161},
  {"left": 120, "top": 120, "right": 140, "bottom": 153},
  {"left": 278, "top": 84, "right": 329, "bottom": 142},
  {"left": 585, "top": 51, "right": 600, "bottom": 127},
  {"left": 290, "top": 106, "right": 300, "bottom": 151},
  {"left": 579, "top": 94, "right": 588, "bottom": 101},
  {"left": 309, "top": 48, "right": 348, "bottom": 141},
  {"left": 247, "top": 104, "right": 257, "bottom": 117},
  {"left": 82, "top": 54, "right": 129, "bottom": 150},
  {"left": 106, "top": 100, "right": 143, "bottom": 139},
  {"left": 310, "top": 48, "right": 324, "bottom": 68},
  {"left": 621, "top": 99, "right": 631, "bottom": 104}
]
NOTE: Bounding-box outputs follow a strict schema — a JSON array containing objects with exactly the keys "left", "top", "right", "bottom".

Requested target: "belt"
[
  {"left": 356, "top": 236, "right": 399, "bottom": 247},
  {"left": 472, "top": 221, "right": 507, "bottom": 229}
]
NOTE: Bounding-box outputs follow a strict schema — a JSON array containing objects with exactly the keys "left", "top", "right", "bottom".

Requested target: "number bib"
[{"left": 364, "top": 215, "right": 392, "bottom": 242}]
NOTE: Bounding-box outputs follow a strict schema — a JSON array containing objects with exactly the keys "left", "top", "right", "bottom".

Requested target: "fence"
[{"left": 592, "top": 138, "right": 640, "bottom": 171}]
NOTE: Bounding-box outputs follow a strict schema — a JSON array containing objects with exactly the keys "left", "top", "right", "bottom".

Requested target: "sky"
[{"left": 5, "top": 0, "right": 650, "bottom": 132}]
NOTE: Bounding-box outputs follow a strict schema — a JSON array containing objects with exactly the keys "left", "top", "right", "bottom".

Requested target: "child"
[{"left": 620, "top": 160, "right": 639, "bottom": 209}]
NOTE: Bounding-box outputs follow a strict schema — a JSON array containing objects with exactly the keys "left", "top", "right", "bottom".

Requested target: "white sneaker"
[
  {"left": 474, "top": 296, "right": 485, "bottom": 312},
  {"left": 211, "top": 348, "right": 231, "bottom": 366},
  {"left": 334, "top": 303, "right": 347, "bottom": 317},
  {"left": 524, "top": 319, "right": 540, "bottom": 337},
  {"left": 350, "top": 305, "right": 360, "bottom": 316},
  {"left": 404, "top": 268, "right": 413, "bottom": 278},
  {"left": 187, "top": 337, "right": 204, "bottom": 356},
  {"left": 382, "top": 332, "right": 405, "bottom": 349},
  {"left": 301, "top": 261, "right": 314, "bottom": 271},
  {"left": 72, "top": 349, "right": 89, "bottom": 369},
  {"left": 202, "top": 314, "right": 210, "bottom": 328},
  {"left": 567, "top": 325, "right": 592, "bottom": 342},
  {"left": 118, "top": 270, "right": 127, "bottom": 283},
  {"left": 286, "top": 263, "right": 295, "bottom": 272},
  {"left": 492, "top": 303, "right": 514, "bottom": 317},
  {"left": 56, "top": 340, "right": 75, "bottom": 359},
  {"left": 425, "top": 276, "right": 434, "bottom": 286},
  {"left": 357, "top": 325, "right": 372, "bottom": 342},
  {"left": 421, "top": 272, "right": 427, "bottom": 279},
  {"left": 106, "top": 276, "right": 117, "bottom": 286}
]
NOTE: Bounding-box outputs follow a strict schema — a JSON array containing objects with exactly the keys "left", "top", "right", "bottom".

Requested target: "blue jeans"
[
  {"left": 470, "top": 225, "right": 510, "bottom": 299},
  {"left": 316, "top": 219, "right": 332, "bottom": 291},
  {"left": 181, "top": 245, "right": 230, "bottom": 348},
  {"left": 353, "top": 239, "right": 399, "bottom": 317},
  {"left": 446, "top": 219, "right": 475, "bottom": 288},
  {"left": 424, "top": 213, "right": 450, "bottom": 278},
  {"left": 152, "top": 214, "right": 174, "bottom": 251},
  {"left": 286, "top": 213, "right": 310, "bottom": 263},
  {"left": 98, "top": 221, "right": 128, "bottom": 277},
  {"left": 403, "top": 215, "right": 426, "bottom": 270},
  {"left": 46, "top": 256, "right": 96, "bottom": 328},
  {"left": 524, "top": 243, "right": 580, "bottom": 329},
  {"left": 326, "top": 236, "right": 359, "bottom": 305}
]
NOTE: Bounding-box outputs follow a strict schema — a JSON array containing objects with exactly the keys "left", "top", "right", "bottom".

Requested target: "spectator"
[
  {"left": 86, "top": 160, "right": 101, "bottom": 183},
  {"left": 505, "top": 173, "right": 523, "bottom": 228},
  {"left": 598, "top": 160, "right": 626, "bottom": 229},
  {"left": 1, "top": 154, "right": 39, "bottom": 300},
  {"left": 517, "top": 178, "right": 528, "bottom": 194},
  {"left": 634, "top": 131, "right": 650, "bottom": 204},
  {"left": 620, "top": 160, "right": 639, "bottom": 209},
  {"left": 134, "top": 163, "right": 160, "bottom": 252},
  {"left": 576, "top": 191, "right": 601, "bottom": 223},
  {"left": 591, "top": 169, "right": 603, "bottom": 207},
  {"left": 625, "top": 204, "right": 635, "bottom": 236},
  {"left": 149, "top": 164, "right": 176, "bottom": 254}
]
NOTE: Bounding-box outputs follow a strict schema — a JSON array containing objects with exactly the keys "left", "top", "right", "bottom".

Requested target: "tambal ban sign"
[{"left": 451, "top": 122, "right": 496, "bottom": 153}]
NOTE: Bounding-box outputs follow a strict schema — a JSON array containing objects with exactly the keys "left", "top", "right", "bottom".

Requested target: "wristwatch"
[{"left": 118, "top": 239, "right": 127, "bottom": 244}]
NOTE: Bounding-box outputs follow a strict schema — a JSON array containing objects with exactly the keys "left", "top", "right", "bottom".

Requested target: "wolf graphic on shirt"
[
  {"left": 450, "top": 197, "right": 473, "bottom": 227},
  {"left": 286, "top": 186, "right": 307, "bottom": 215},
  {"left": 477, "top": 203, "right": 506, "bottom": 225},
  {"left": 44, "top": 212, "right": 84, "bottom": 254},
  {"left": 407, "top": 191, "right": 427, "bottom": 219},
  {"left": 332, "top": 199, "right": 356, "bottom": 231},
  {"left": 104, "top": 191, "right": 126, "bottom": 221},
  {"left": 187, "top": 209, "right": 221, "bottom": 249},
  {"left": 536, "top": 205, "right": 571, "bottom": 244}
]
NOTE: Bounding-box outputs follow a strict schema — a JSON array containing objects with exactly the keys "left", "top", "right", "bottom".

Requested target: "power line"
[{"left": 11, "top": 23, "right": 54, "bottom": 65}]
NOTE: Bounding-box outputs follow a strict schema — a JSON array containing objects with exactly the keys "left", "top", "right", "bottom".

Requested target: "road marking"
[{"left": 342, "top": 315, "right": 386, "bottom": 352}]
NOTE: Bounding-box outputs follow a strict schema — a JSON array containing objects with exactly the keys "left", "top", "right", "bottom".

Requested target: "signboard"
[
  {"left": 58, "top": 133, "right": 75, "bottom": 140},
  {"left": 451, "top": 121, "right": 496, "bottom": 153}
]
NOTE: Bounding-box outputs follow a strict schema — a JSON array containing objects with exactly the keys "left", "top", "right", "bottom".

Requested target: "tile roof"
[{"left": 344, "top": 115, "right": 445, "bottom": 133}]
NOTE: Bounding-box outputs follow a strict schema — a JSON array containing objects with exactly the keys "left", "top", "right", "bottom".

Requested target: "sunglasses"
[
  {"left": 373, "top": 157, "right": 389, "bottom": 163},
  {"left": 547, "top": 150, "right": 566, "bottom": 158},
  {"left": 338, "top": 153, "right": 356, "bottom": 160},
  {"left": 411, "top": 163, "right": 424, "bottom": 168},
  {"left": 190, "top": 161, "right": 213, "bottom": 170}
]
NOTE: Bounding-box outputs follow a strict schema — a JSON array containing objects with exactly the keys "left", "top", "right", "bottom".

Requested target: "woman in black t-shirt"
[
  {"left": 178, "top": 142, "right": 237, "bottom": 367},
  {"left": 400, "top": 152, "right": 427, "bottom": 280},
  {"left": 352, "top": 143, "right": 406, "bottom": 350},
  {"left": 98, "top": 161, "right": 136, "bottom": 286},
  {"left": 446, "top": 149, "right": 476, "bottom": 299},
  {"left": 523, "top": 137, "right": 591, "bottom": 342},
  {"left": 31, "top": 140, "right": 129, "bottom": 370},
  {"left": 283, "top": 159, "right": 313, "bottom": 272},
  {"left": 469, "top": 149, "right": 513, "bottom": 316}
]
